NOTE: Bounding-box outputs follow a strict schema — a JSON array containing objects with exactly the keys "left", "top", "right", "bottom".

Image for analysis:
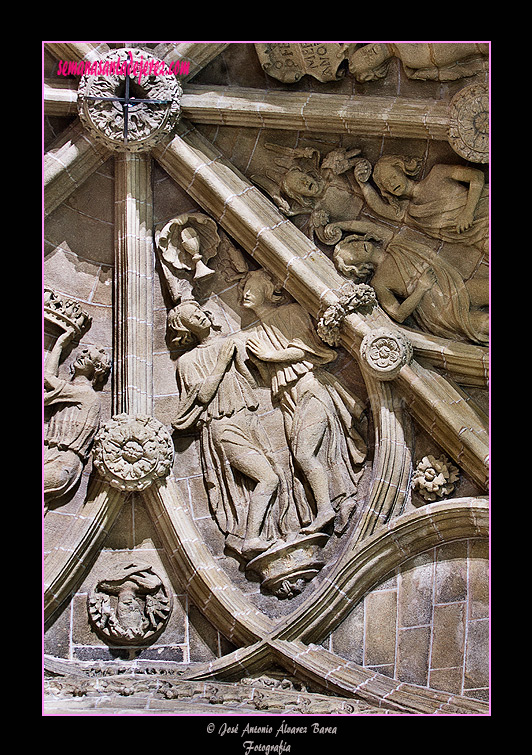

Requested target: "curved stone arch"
[
  {"left": 279, "top": 497, "right": 489, "bottom": 645},
  {"left": 178, "top": 497, "right": 489, "bottom": 713},
  {"left": 142, "top": 477, "right": 275, "bottom": 647},
  {"left": 43, "top": 42, "right": 490, "bottom": 714},
  {"left": 43, "top": 477, "right": 124, "bottom": 626}
]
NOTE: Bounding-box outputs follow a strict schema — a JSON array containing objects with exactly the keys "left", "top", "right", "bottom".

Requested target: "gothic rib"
[
  {"left": 178, "top": 498, "right": 488, "bottom": 714},
  {"left": 181, "top": 84, "right": 451, "bottom": 140},
  {"left": 142, "top": 478, "right": 275, "bottom": 647},
  {"left": 43, "top": 44, "right": 489, "bottom": 711},
  {"left": 43, "top": 476, "right": 124, "bottom": 625},
  {"left": 44, "top": 121, "right": 111, "bottom": 218}
]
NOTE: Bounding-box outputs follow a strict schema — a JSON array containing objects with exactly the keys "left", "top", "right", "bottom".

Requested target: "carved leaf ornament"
[{"left": 44, "top": 42, "right": 489, "bottom": 715}]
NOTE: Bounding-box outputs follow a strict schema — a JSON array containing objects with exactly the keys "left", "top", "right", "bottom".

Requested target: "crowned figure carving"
[{"left": 44, "top": 292, "right": 111, "bottom": 514}]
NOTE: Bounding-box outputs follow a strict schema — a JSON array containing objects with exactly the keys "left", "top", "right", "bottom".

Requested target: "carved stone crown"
[{"left": 44, "top": 288, "right": 92, "bottom": 334}]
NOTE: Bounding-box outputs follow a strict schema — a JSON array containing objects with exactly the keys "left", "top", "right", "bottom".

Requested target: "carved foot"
[
  {"left": 242, "top": 537, "right": 272, "bottom": 560},
  {"left": 300, "top": 506, "right": 335, "bottom": 535}
]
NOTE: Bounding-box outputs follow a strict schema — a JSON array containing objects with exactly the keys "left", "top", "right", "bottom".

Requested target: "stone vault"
[{"left": 43, "top": 42, "right": 490, "bottom": 717}]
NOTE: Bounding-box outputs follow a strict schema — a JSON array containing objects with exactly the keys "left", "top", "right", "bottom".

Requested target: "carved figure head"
[
  {"left": 241, "top": 269, "right": 286, "bottom": 311},
  {"left": 348, "top": 43, "right": 392, "bottom": 81},
  {"left": 372, "top": 155, "right": 422, "bottom": 203},
  {"left": 282, "top": 167, "right": 325, "bottom": 204},
  {"left": 333, "top": 235, "right": 378, "bottom": 282},
  {"left": 70, "top": 346, "right": 112, "bottom": 389},
  {"left": 167, "top": 300, "right": 217, "bottom": 346}
]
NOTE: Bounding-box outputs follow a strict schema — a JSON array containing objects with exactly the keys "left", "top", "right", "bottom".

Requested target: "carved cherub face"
[
  {"left": 175, "top": 302, "right": 212, "bottom": 340},
  {"left": 348, "top": 43, "right": 391, "bottom": 81}
]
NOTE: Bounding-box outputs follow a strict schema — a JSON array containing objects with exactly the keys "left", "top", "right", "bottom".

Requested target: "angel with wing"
[{"left": 251, "top": 142, "right": 365, "bottom": 243}]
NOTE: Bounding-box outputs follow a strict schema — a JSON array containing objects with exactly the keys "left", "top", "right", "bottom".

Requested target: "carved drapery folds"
[
  {"left": 44, "top": 41, "right": 490, "bottom": 713},
  {"left": 160, "top": 228, "right": 369, "bottom": 597}
]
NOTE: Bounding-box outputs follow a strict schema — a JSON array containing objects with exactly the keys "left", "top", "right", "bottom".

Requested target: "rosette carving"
[
  {"left": 360, "top": 328, "right": 413, "bottom": 380},
  {"left": 412, "top": 454, "right": 460, "bottom": 502},
  {"left": 448, "top": 83, "right": 489, "bottom": 163},
  {"left": 92, "top": 414, "right": 174, "bottom": 491},
  {"left": 77, "top": 48, "right": 182, "bottom": 152}
]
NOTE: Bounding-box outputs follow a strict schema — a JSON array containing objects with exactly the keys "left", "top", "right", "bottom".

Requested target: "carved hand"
[
  {"left": 455, "top": 208, "right": 475, "bottom": 233},
  {"left": 215, "top": 338, "right": 237, "bottom": 371},
  {"left": 57, "top": 324, "right": 77, "bottom": 347},
  {"left": 419, "top": 267, "right": 437, "bottom": 292},
  {"left": 246, "top": 337, "right": 278, "bottom": 362},
  {"left": 353, "top": 158, "right": 372, "bottom": 184}
]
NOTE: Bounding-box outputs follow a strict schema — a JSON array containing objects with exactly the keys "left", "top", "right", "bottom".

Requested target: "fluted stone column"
[{"left": 113, "top": 152, "right": 154, "bottom": 415}]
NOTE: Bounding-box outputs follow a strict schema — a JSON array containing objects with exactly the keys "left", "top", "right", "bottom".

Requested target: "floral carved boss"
[
  {"left": 77, "top": 48, "right": 182, "bottom": 152},
  {"left": 360, "top": 327, "right": 414, "bottom": 380},
  {"left": 92, "top": 414, "right": 174, "bottom": 491}
]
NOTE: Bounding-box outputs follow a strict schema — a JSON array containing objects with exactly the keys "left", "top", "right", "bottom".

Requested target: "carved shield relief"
[{"left": 44, "top": 42, "right": 490, "bottom": 715}]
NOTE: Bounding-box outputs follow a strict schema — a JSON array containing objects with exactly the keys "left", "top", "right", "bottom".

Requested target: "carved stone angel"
[
  {"left": 348, "top": 42, "right": 489, "bottom": 82},
  {"left": 251, "top": 142, "right": 364, "bottom": 243},
  {"left": 242, "top": 269, "right": 367, "bottom": 536},
  {"left": 44, "top": 326, "right": 111, "bottom": 513},
  {"left": 328, "top": 219, "right": 489, "bottom": 345},
  {"left": 352, "top": 155, "right": 489, "bottom": 255},
  {"left": 170, "top": 299, "right": 312, "bottom": 560}
]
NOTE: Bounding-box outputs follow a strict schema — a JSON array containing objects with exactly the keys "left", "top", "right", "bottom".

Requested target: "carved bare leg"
[
  {"left": 222, "top": 441, "right": 280, "bottom": 559},
  {"left": 293, "top": 407, "right": 335, "bottom": 534}
]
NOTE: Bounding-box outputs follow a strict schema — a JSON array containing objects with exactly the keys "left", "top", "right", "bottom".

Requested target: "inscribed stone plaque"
[{"left": 255, "top": 43, "right": 354, "bottom": 82}]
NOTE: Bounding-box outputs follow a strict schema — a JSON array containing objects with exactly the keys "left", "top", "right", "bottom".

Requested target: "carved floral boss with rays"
[{"left": 44, "top": 44, "right": 489, "bottom": 714}]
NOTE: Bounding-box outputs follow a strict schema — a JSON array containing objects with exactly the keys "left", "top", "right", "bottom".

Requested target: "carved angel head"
[
  {"left": 167, "top": 299, "right": 219, "bottom": 347},
  {"left": 240, "top": 269, "right": 287, "bottom": 311}
]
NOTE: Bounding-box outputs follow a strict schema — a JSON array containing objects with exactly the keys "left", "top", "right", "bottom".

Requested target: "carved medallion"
[
  {"left": 92, "top": 414, "right": 174, "bottom": 491},
  {"left": 448, "top": 83, "right": 489, "bottom": 163},
  {"left": 360, "top": 328, "right": 413, "bottom": 380},
  {"left": 255, "top": 43, "right": 355, "bottom": 83},
  {"left": 88, "top": 561, "right": 172, "bottom": 645},
  {"left": 77, "top": 48, "right": 182, "bottom": 152}
]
